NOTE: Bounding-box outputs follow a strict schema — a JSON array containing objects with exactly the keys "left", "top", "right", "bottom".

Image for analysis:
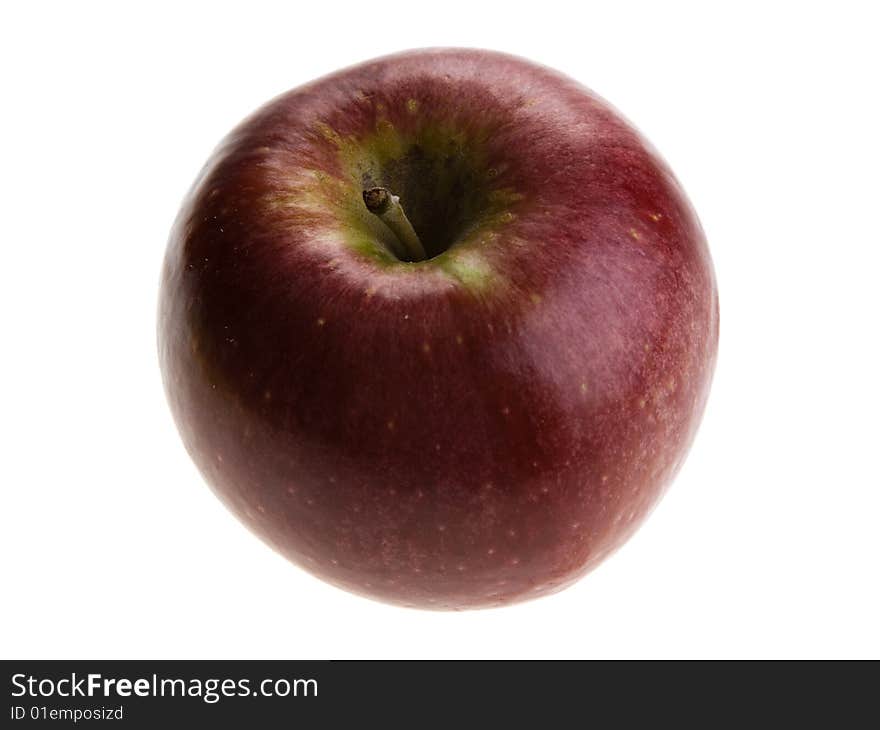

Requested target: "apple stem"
[{"left": 363, "top": 187, "right": 427, "bottom": 262}]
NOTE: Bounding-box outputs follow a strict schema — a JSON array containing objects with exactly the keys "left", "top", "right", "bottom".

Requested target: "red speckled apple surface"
[{"left": 158, "top": 48, "right": 718, "bottom": 609}]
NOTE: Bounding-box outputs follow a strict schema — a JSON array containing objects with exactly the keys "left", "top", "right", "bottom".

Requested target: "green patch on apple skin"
[
  {"left": 438, "top": 251, "right": 497, "bottom": 292},
  {"left": 343, "top": 228, "right": 401, "bottom": 266},
  {"left": 280, "top": 116, "right": 526, "bottom": 277}
]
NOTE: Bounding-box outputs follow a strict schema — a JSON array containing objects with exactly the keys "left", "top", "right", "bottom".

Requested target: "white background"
[{"left": 2, "top": 1, "right": 878, "bottom": 659}]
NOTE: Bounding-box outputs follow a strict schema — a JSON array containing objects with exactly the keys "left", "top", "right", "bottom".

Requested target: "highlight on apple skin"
[{"left": 158, "top": 48, "right": 719, "bottom": 609}]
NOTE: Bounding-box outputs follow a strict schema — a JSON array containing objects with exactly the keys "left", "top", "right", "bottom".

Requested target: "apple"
[{"left": 158, "top": 49, "right": 718, "bottom": 609}]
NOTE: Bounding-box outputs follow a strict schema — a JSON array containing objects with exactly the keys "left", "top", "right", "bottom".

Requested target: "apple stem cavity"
[{"left": 363, "top": 187, "right": 427, "bottom": 262}]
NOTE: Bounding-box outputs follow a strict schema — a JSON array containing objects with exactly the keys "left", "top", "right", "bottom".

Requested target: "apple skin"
[{"left": 158, "top": 49, "right": 718, "bottom": 609}]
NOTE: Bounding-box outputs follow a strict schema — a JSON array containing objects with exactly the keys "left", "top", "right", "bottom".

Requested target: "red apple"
[{"left": 158, "top": 49, "right": 718, "bottom": 609}]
